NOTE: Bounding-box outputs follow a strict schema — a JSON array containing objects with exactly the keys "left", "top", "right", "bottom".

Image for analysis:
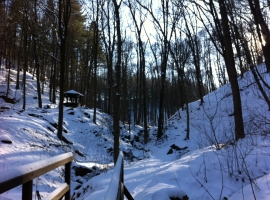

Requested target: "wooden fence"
[
  {"left": 104, "top": 152, "right": 134, "bottom": 200},
  {"left": 0, "top": 151, "right": 134, "bottom": 200},
  {"left": 0, "top": 152, "right": 74, "bottom": 200}
]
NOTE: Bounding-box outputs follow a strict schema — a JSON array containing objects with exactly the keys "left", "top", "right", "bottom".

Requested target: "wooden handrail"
[
  {"left": 0, "top": 152, "right": 74, "bottom": 200},
  {"left": 44, "top": 183, "right": 69, "bottom": 200},
  {"left": 104, "top": 152, "right": 134, "bottom": 200},
  {"left": 104, "top": 151, "right": 124, "bottom": 200}
]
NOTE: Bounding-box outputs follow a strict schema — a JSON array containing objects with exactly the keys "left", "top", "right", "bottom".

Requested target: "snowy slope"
[
  {"left": 0, "top": 64, "right": 270, "bottom": 200},
  {"left": 0, "top": 67, "right": 150, "bottom": 199},
  {"left": 79, "top": 64, "right": 270, "bottom": 200}
]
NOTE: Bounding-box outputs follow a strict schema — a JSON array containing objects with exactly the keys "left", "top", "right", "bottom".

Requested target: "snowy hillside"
[{"left": 1, "top": 64, "right": 270, "bottom": 200}]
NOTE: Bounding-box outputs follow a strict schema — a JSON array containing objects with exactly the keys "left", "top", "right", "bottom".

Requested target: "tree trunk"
[
  {"left": 157, "top": 52, "right": 168, "bottom": 139},
  {"left": 242, "top": 36, "right": 270, "bottom": 110},
  {"left": 16, "top": 33, "right": 23, "bottom": 90},
  {"left": 248, "top": 0, "right": 270, "bottom": 72},
  {"left": 33, "top": 0, "right": 42, "bottom": 108},
  {"left": 112, "top": 0, "right": 122, "bottom": 164},
  {"left": 57, "top": 0, "right": 71, "bottom": 142},
  {"left": 6, "top": 50, "right": 11, "bottom": 99},
  {"left": 22, "top": 0, "right": 28, "bottom": 110},
  {"left": 218, "top": 0, "right": 245, "bottom": 140}
]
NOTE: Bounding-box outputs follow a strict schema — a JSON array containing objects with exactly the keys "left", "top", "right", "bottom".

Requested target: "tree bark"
[
  {"left": 218, "top": 0, "right": 245, "bottom": 140},
  {"left": 22, "top": 0, "right": 28, "bottom": 110},
  {"left": 57, "top": 0, "right": 71, "bottom": 142},
  {"left": 112, "top": 0, "right": 122, "bottom": 164},
  {"left": 33, "top": 0, "right": 42, "bottom": 108},
  {"left": 248, "top": 0, "right": 270, "bottom": 72}
]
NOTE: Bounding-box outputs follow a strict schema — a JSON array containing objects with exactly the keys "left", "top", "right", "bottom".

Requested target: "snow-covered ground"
[{"left": 0, "top": 64, "right": 270, "bottom": 200}]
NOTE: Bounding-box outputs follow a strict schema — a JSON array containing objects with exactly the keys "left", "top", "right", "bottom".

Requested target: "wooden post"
[
  {"left": 22, "top": 180, "right": 33, "bottom": 200},
  {"left": 121, "top": 156, "right": 124, "bottom": 200},
  {"left": 120, "top": 182, "right": 124, "bottom": 200},
  {"left": 104, "top": 152, "right": 134, "bottom": 200},
  {"left": 124, "top": 185, "right": 134, "bottom": 200},
  {"left": 0, "top": 153, "right": 73, "bottom": 199},
  {"left": 65, "top": 162, "right": 71, "bottom": 200}
]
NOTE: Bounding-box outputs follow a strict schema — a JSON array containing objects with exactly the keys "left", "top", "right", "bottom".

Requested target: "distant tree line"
[{"left": 0, "top": 0, "right": 269, "bottom": 162}]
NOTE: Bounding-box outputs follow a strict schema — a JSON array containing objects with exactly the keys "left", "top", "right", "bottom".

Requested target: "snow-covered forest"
[{"left": 1, "top": 0, "right": 270, "bottom": 199}]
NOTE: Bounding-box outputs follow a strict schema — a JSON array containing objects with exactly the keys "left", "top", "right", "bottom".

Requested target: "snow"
[
  {"left": 0, "top": 152, "right": 72, "bottom": 190},
  {"left": 0, "top": 64, "right": 270, "bottom": 199},
  {"left": 65, "top": 90, "right": 78, "bottom": 94},
  {"left": 0, "top": 132, "right": 12, "bottom": 143},
  {"left": 64, "top": 90, "right": 83, "bottom": 96},
  {"left": 230, "top": 174, "right": 270, "bottom": 199}
]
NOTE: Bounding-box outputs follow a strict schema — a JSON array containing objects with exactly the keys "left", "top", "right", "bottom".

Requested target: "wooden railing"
[
  {"left": 104, "top": 152, "right": 134, "bottom": 200},
  {"left": 0, "top": 152, "right": 74, "bottom": 200}
]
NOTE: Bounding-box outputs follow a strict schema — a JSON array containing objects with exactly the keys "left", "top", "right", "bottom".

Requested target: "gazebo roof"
[{"left": 64, "top": 90, "right": 84, "bottom": 97}]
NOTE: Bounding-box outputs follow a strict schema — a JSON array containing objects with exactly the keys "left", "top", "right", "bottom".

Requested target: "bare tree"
[
  {"left": 183, "top": 10, "right": 204, "bottom": 104},
  {"left": 30, "top": 0, "right": 42, "bottom": 108},
  {"left": 248, "top": 0, "right": 270, "bottom": 72},
  {"left": 137, "top": 0, "right": 180, "bottom": 139},
  {"left": 217, "top": 0, "right": 245, "bottom": 140},
  {"left": 57, "top": 0, "right": 72, "bottom": 143},
  {"left": 100, "top": 0, "right": 116, "bottom": 115},
  {"left": 22, "top": 0, "right": 29, "bottom": 110},
  {"left": 112, "top": 0, "right": 122, "bottom": 164},
  {"left": 91, "top": 0, "right": 100, "bottom": 124},
  {"left": 126, "top": 0, "right": 149, "bottom": 143}
]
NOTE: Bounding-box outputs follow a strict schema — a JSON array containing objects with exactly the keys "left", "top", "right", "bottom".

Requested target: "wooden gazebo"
[{"left": 63, "top": 90, "right": 84, "bottom": 107}]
